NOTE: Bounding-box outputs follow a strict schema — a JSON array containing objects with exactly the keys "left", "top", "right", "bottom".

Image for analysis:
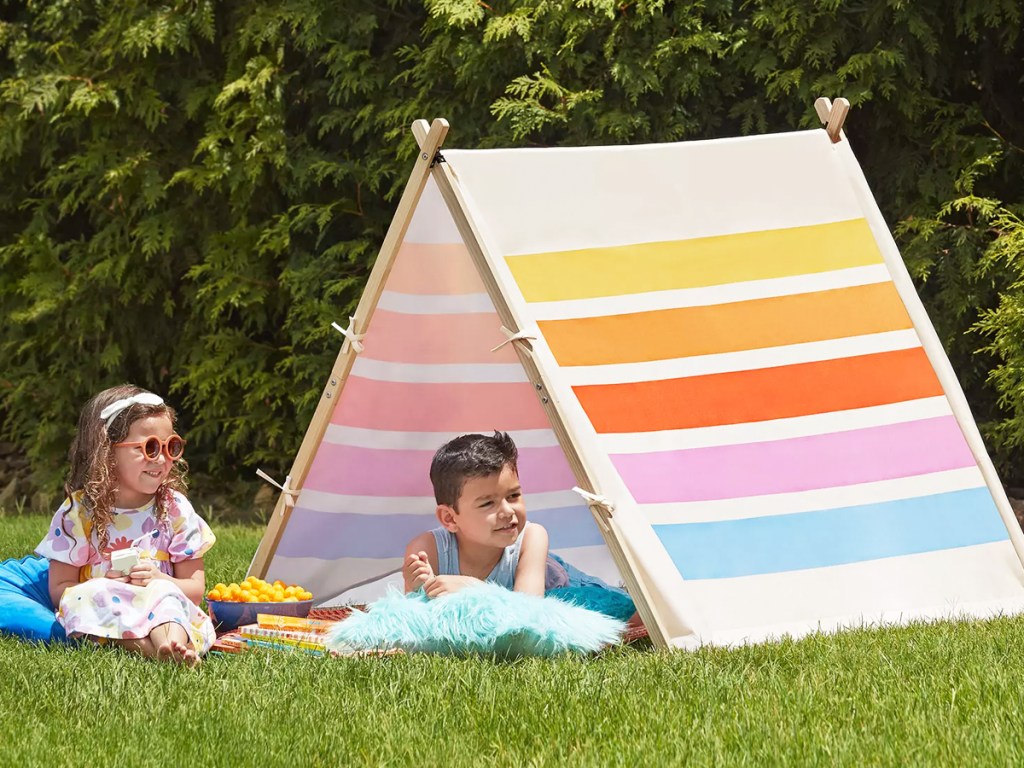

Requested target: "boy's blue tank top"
[{"left": 430, "top": 526, "right": 522, "bottom": 589}]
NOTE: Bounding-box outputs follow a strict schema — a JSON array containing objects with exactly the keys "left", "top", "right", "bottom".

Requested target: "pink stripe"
[
  {"left": 363, "top": 310, "right": 519, "bottom": 364},
  {"left": 387, "top": 243, "right": 484, "bottom": 295},
  {"left": 330, "top": 377, "right": 551, "bottom": 432},
  {"left": 612, "top": 416, "right": 977, "bottom": 503},
  {"left": 305, "top": 444, "right": 577, "bottom": 497}
]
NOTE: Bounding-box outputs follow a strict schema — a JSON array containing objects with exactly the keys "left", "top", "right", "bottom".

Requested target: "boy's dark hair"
[{"left": 430, "top": 431, "right": 519, "bottom": 508}]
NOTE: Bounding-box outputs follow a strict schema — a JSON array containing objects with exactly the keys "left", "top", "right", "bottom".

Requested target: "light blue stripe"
[
  {"left": 276, "top": 505, "right": 602, "bottom": 559},
  {"left": 653, "top": 487, "right": 1008, "bottom": 580}
]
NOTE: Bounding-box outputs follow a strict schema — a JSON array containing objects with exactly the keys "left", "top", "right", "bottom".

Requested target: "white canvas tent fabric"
[{"left": 253, "top": 123, "right": 1024, "bottom": 648}]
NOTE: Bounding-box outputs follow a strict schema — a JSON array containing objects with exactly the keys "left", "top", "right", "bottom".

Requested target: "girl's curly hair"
[{"left": 64, "top": 384, "right": 188, "bottom": 555}]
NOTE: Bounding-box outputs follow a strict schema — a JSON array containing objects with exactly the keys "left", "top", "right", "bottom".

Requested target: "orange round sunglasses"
[{"left": 113, "top": 434, "right": 186, "bottom": 461}]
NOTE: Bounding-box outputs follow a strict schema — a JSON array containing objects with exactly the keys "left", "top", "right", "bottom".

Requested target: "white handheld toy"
[{"left": 110, "top": 548, "right": 139, "bottom": 573}]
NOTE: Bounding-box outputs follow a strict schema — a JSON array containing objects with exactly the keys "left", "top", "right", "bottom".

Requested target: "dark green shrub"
[{"left": 1, "top": 0, "right": 1022, "bottom": 507}]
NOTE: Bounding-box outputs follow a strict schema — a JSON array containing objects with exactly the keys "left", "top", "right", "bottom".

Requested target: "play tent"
[{"left": 249, "top": 101, "right": 1024, "bottom": 648}]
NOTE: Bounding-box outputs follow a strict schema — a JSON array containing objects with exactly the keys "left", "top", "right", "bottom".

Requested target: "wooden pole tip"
[
  {"left": 826, "top": 98, "right": 850, "bottom": 142},
  {"left": 411, "top": 119, "right": 430, "bottom": 147},
  {"left": 814, "top": 97, "right": 833, "bottom": 125}
]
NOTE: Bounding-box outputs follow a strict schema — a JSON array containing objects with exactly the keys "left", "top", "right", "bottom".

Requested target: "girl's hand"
[
  {"left": 423, "top": 575, "right": 478, "bottom": 599},
  {"left": 127, "top": 561, "right": 162, "bottom": 588},
  {"left": 104, "top": 569, "right": 129, "bottom": 583}
]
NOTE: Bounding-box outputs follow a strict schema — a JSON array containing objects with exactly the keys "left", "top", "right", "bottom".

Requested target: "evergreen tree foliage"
[{"left": 1, "top": 0, "right": 1022, "bottom": 502}]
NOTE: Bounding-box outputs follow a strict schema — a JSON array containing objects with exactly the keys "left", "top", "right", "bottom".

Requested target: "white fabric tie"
[
  {"left": 572, "top": 486, "right": 615, "bottom": 515},
  {"left": 99, "top": 393, "right": 164, "bottom": 423},
  {"left": 256, "top": 469, "right": 299, "bottom": 512},
  {"left": 490, "top": 325, "right": 537, "bottom": 352},
  {"left": 331, "top": 317, "right": 365, "bottom": 353}
]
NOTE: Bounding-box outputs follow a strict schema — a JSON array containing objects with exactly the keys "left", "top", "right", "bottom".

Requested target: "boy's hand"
[
  {"left": 423, "top": 575, "right": 478, "bottom": 599},
  {"left": 104, "top": 570, "right": 129, "bottom": 582},
  {"left": 404, "top": 551, "right": 434, "bottom": 590}
]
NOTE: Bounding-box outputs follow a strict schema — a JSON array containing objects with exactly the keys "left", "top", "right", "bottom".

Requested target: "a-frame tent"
[{"left": 249, "top": 105, "right": 1024, "bottom": 649}]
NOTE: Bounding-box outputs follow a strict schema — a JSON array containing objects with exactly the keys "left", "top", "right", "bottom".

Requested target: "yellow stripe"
[{"left": 506, "top": 218, "right": 883, "bottom": 302}]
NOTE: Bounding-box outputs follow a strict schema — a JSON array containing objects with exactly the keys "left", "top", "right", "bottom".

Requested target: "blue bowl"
[{"left": 206, "top": 599, "right": 313, "bottom": 633}]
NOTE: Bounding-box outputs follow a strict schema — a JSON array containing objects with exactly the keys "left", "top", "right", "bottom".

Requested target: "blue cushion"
[
  {"left": 0, "top": 556, "right": 67, "bottom": 643},
  {"left": 327, "top": 582, "right": 625, "bottom": 657}
]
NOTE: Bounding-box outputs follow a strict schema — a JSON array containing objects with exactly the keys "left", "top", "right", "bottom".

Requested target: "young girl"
[{"left": 35, "top": 384, "right": 216, "bottom": 665}]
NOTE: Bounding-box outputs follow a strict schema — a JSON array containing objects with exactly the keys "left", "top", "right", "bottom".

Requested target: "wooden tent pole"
[
  {"left": 814, "top": 96, "right": 850, "bottom": 143},
  {"left": 411, "top": 121, "right": 672, "bottom": 648},
  {"left": 248, "top": 118, "right": 450, "bottom": 579}
]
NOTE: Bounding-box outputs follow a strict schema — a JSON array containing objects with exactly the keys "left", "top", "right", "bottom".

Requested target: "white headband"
[{"left": 99, "top": 393, "right": 164, "bottom": 424}]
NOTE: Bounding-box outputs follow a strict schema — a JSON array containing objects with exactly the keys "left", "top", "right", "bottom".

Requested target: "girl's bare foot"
[
  {"left": 165, "top": 636, "right": 200, "bottom": 667},
  {"left": 112, "top": 636, "right": 157, "bottom": 658},
  {"left": 153, "top": 623, "right": 199, "bottom": 666},
  {"left": 149, "top": 622, "right": 171, "bottom": 651}
]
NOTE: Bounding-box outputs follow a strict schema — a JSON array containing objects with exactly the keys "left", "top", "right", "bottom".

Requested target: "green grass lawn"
[{"left": 3, "top": 513, "right": 1024, "bottom": 766}]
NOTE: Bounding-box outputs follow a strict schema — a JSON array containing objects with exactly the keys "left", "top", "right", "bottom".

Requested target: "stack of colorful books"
[{"left": 211, "top": 614, "right": 343, "bottom": 656}]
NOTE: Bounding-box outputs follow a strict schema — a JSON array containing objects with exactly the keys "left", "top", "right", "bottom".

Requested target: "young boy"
[
  {"left": 403, "top": 431, "right": 622, "bottom": 601},
  {"left": 403, "top": 431, "right": 553, "bottom": 597}
]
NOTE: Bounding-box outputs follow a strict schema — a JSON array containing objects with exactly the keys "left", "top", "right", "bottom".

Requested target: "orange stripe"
[
  {"left": 574, "top": 347, "right": 943, "bottom": 433},
  {"left": 539, "top": 282, "right": 912, "bottom": 366},
  {"left": 387, "top": 242, "right": 483, "bottom": 295}
]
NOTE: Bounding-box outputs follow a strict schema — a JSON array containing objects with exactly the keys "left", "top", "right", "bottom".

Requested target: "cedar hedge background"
[{"left": 1, "top": 0, "right": 1022, "bottom": 511}]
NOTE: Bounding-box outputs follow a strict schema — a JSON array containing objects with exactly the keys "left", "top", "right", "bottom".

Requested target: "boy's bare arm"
[{"left": 513, "top": 523, "right": 549, "bottom": 596}]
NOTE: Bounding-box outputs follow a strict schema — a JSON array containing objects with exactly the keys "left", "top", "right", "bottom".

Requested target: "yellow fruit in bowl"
[{"left": 207, "top": 577, "right": 313, "bottom": 603}]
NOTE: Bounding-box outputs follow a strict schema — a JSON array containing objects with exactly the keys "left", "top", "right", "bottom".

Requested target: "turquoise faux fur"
[{"left": 328, "top": 582, "right": 626, "bottom": 657}]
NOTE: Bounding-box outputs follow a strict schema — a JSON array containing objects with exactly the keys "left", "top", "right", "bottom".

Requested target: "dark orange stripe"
[
  {"left": 539, "top": 282, "right": 912, "bottom": 366},
  {"left": 574, "top": 347, "right": 943, "bottom": 433}
]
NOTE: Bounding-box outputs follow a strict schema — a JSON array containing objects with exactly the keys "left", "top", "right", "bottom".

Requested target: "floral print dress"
[{"left": 35, "top": 490, "right": 217, "bottom": 653}]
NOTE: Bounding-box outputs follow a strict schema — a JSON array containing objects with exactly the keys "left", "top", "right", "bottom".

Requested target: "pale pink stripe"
[
  {"left": 362, "top": 310, "right": 519, "bottom": 364},
  {"left": 330, "top": 377, "right": 551, "bottom": 432},
  {"left": 612, "top": 415, "right": 977, "bottom": 503},
  {"left": 387, "top": 243, "right": 484, "bottom": 295},
  {"left": 305, "top": 444, "right": 577, "bottom": 497}
]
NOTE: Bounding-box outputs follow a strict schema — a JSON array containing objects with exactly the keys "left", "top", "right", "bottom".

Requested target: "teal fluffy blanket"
[{"left": 327, "top": 582, "right": 626, "bottom": 657}]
